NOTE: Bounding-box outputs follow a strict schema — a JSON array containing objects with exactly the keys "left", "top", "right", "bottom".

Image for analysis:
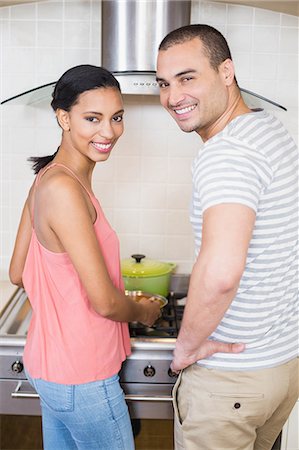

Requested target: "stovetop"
[
  {"left": 129, "top": 292, "right": 186, "bottom": 339},
  {"left": 0, "top": 288, "right": 187, "bottom": 342}
]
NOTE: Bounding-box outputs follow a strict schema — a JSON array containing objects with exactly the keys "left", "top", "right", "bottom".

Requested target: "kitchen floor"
[
  {"left": 1, "top": 415, "right": 282, "bottom": 450},
  {"left": 0, "top": 415, "right": 174, "bottom": 450}
]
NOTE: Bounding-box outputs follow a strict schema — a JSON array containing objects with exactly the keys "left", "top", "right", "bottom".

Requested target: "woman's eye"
[
  {"left": 86, "top": 117, "right": 98, "bottom": 122},
  {"left": 113, "top": 115, "right": 123, "bottom": 123},
  {"left": 182, "top": 77, "right": 192, "bottom": 82}
]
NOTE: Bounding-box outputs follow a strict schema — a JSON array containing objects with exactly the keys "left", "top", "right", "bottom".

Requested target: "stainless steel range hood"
[{"left": 0, "top": 0, "right": 286, "bottom": 111}]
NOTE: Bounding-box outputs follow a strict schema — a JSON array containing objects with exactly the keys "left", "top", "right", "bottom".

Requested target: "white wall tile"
[
  {"left": 93, "top": 158, "right": 116, "bottom": 182},
  {"left": 3, "top": 47, "right": 35, "bottom": 73},
  {"left": 279, "top": 27, "right": 298, "bottom": 54},
  {"left": 63, "top": 22, "right": 91, "bottom": 48},
  {"left": 10, "top": 21, "right": 36, "bottom": 47},
  {"left": 140, "top": 183, "right": 167, "bottom": 209},
  {"left": 277, "top": 54, "right": 298, "bottom": 81},
  {"left": 141, "top": 157, "right": 168, "bottom": 183},
  {"left": 37, "top": 21, "right": 63, "bottom": 48},
  {"left": 165, "top": 235, "right": 194, "bottom": 260},
  {"left": 36, "top": 48, "right": 63, "bottom": 75},
  {"left": 167, "top": 157, "right": 193, "bottom": 184},
  {"left": 141, "top": 210, "right": 167, "bottom": 235},
  {"left": 227, "top": 25, "right": 252, "bottom": 53},
  {"left": 37, "top": 1, "right": 63, "bottom": 21},
  {"left": 281, "top": 14, "right": 299, "bottom": 28},
  {"left": 137, "top": 235, "right": 166, "bottom": 261},
  {"left": 253, "top": 26, "right": 280, "bottom": 52},
  {"left": 0, "top": 0, "right": 298, "bottom": 279},
  {"left": 233, "top": 51, "right": 252, "bottom": 80},
  {"left": 62, "top": 48, "right": 94, "bottom": 71},
  {"left": 192, "top": 1, "right": 227, "bottom": 27},
  {"left": 114, "top": 209, "right": 140, "bottom": 234},
  {"left": 166, "top": 184, "right": 192, "bottom": 210},
  {"left": 115, "top": 182, "right": 141, "bottom": 208},
  {"left": 251, "top": 53, "right": 277, "bottom": 80},
  {"left": 64, "top": 1, "right": 91, "bottom": 21},
  {"left": 115, "top": 156, "right": 141, "bottom": 182},
  {"left": 227, "top": 4, "right": 253, "bottom": 24},
  {"left": 0, "top": 7, "right": 9, "bottom": 19},
  {"left": 254, "top": 7, "right": 280, "bottom": 26},
  {"left": 10, "top": 3, "right": 36, "bottom": 20},
  {"left": 166, "top": 210, "right": 193, "bottom": 235}
]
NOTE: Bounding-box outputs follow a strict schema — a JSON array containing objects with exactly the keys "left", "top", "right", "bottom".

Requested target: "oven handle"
[
  {"left": 11, "top": 383, "right": 173, "bottom": 403},
  {"left": 124, "top": 394, "right": 172, "bottom": 402},
  {"left": 11, "top": 381, "right": 39, "bottom": 399}
]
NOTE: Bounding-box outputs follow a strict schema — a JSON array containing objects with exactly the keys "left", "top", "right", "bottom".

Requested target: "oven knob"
[
  {"left": 11, "top": 360, "right": 24, "bottom": 374},
  {"left": 143, "top": 365, "right": 156, "bottom": 377},
  {"left": 168, "top": 368, "right": 178, "bottom": 378}
]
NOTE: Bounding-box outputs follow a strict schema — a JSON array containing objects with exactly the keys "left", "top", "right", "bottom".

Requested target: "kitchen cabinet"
[
  {"left": 0, "top": 0, "right": 42, "bottom": 6},
  {"left": 0, "top": 0, "right": 298, "bottom": 16},
  {"left": 213, "top": 1, "right": 299, "bottom": 16}
]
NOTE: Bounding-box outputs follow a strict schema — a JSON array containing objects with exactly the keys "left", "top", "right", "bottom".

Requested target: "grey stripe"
[{"left": 190, "top": 110, "right": 298, "bottom": 369}]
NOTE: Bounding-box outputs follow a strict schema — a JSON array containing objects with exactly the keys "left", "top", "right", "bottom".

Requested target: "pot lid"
[{"left": 121, "top": 254, "right": 176, "bottom": 277}]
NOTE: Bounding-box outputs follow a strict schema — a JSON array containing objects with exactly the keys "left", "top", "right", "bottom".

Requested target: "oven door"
[
  {"left": 121, "top": 383, "right": 173, "bottom": 419},
  {"left": 0, "top": 379, "right": 41, "bottom": 415}
]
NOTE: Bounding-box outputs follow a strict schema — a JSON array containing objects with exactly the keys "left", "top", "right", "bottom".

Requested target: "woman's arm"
[
  {"left": 36, "top": 174, "right": 160, "bottom": 325},
  {"left": 9, "top": 199, "right": 32, "bottom": 287}
]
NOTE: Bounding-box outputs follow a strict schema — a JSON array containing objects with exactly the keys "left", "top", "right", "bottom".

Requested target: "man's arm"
[{"left": 171, "top": 203, "right": 256, "bottom": 372}]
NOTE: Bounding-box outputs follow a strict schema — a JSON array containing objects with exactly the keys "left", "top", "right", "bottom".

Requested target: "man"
[{"left": 156, "top": 24, "right": 298, "bottom": 450}]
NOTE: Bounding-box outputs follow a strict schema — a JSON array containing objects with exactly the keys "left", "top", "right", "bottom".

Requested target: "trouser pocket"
[
  {"left": 32, "top": 378, "right": 74, "bottom": 412},
  {"left": 172, "top": 370, "right": 184, "bottom": 425}
]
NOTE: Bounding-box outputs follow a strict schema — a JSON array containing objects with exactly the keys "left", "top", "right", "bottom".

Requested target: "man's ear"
[
  {"left": 56, "top": 108, "right": 70, "bottom": 131},
  {"left": 221, "top": 58, "right": 235, "bottom": 86}
]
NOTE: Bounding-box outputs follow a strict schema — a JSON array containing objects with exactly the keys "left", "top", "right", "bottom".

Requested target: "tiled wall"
[{"left": 0, "top": 0, "right": 298, "bottom": 279}]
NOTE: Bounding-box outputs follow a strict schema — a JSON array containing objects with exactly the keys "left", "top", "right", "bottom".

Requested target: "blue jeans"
[{"left": 25, "top": 370, "right": 135, "bottom": 450}]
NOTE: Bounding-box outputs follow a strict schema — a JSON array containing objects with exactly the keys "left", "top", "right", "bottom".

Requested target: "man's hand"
[{"left": 170, "top": 339, "right": 245, "bottom": 373}]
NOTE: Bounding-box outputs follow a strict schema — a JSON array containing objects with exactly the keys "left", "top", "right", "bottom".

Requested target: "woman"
[{"left": 9, "top": 64, "right": 160, "bottom": 450}]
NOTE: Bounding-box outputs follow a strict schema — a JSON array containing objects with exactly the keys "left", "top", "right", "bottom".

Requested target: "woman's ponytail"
[{"left": 28, "top": 148, "right": 59, "bottom": 174}]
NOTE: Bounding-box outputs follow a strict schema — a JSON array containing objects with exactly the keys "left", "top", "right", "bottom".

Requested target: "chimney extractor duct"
[
  {"left": 101, "top": 0, "right": 191, "bottom": 95},
  {"left": 0, "top": 0, "right": 287, "bottom": 110}
]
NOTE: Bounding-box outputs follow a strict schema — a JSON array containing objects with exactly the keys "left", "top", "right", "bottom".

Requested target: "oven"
[
  {"left": 0, "top": 281, "right": 293, "bottom": 450},
  {"left": 0, "top": 277, "right": 188, "bottom": 419}
]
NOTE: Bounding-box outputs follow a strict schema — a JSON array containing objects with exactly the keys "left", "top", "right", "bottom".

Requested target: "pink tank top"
[{"left": 22, "top": 163, "right": 131, "bottom": 384}]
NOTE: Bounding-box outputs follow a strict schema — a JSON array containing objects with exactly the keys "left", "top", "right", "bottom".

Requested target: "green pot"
[{"left": 121, "top": 254, "right": 176, "bottom": 297}]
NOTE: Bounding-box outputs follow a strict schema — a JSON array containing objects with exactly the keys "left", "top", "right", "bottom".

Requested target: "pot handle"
[
  {"left": 168, "top": 263, "right": 176, "bottom": 271},
  {"left": 131, "top": 254, "right": 145, "bottom": 263}
]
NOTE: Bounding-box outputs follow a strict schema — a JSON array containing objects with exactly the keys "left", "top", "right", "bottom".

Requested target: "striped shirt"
[{"left": 190, "top": 110, "right": 298, "bottom": 370}]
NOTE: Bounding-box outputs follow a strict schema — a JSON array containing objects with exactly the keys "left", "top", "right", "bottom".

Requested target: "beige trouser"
[{"left": 173, "top": 358, "right": 298, "bottom": 450}]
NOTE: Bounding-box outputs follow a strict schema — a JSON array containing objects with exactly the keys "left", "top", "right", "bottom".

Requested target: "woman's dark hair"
[
  {"left": 159, "top": 24, "right": 233, "bottom": 71},
  {"left": 28, "top": 65, "right": 121, "bottom": 174}
]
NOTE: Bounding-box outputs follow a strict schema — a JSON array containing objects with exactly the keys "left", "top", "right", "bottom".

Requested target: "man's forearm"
[{"left": 172, "top": 263, "right": 240, "bottom": 370}]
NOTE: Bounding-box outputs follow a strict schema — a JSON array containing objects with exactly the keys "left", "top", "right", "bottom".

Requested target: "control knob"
[
  {"left": 168, "top": 368, "right": 178, "bottom": 378},
  {"left": 11, "top": 360, "right": 24, "bottom": 374},
  {"left": 143, "top": 365, "right": 156, "bottom": 377}
]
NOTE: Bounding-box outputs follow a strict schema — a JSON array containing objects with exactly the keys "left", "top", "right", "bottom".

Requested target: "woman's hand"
[{"left": 138, "top": 297, "right": 161, "bottom": 326}]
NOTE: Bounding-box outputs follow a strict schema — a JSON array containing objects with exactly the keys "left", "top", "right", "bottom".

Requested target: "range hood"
[{"left": 0, "top": 0, "right": 286, "bottom": 111}]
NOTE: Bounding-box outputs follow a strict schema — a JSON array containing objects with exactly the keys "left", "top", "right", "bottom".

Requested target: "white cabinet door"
[{"left": 281, "top": 401, "right": 299, "bottom": 450}]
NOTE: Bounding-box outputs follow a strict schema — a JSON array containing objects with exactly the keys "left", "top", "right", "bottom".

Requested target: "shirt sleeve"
[{"left": 192, "top": 139, "right": 273, "bottom": 213}]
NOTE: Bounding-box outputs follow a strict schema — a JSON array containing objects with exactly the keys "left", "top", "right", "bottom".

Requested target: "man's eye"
[
  {"left": 182, "top": 77, "right": 193, "bottom": 82},
  {"left": 158, "top": 82, "right": 169, "bottom": 89}
]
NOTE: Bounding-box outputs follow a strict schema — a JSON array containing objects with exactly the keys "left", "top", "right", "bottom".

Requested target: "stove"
[{"left": 0, "top": 276, "right": 189, "bottom": 419}]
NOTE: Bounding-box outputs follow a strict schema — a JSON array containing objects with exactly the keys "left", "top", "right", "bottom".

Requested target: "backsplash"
[{"left": 0, "top": 0, "right": 298, "bottom": 279}]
